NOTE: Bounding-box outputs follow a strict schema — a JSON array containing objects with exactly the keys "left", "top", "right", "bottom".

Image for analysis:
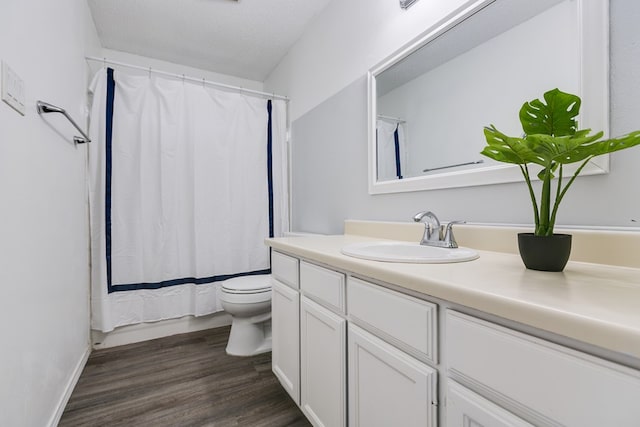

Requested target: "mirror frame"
[{"left": 368, "top": 0, "right": 609, "bottom": 194}]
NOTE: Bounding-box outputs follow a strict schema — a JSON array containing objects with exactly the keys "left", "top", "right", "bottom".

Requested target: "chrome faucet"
[{"left": 413, "top": 211, "right": 464, "bottom": 248}]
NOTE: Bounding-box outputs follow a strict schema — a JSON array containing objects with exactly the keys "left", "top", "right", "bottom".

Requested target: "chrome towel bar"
[{"left": 36, "top": 101, "right": 91, "bottom": 144}]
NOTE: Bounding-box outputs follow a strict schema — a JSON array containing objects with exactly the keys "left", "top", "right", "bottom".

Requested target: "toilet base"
[{"left": 225, "top": 315, "right": 272, "bottom": 357}]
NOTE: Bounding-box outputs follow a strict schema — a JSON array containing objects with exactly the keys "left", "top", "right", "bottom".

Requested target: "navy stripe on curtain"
[
  {"left": 394, "top": 124, "right": 403, "bottom": 179},
  {"left": 267, "top": 100, "right": 274, "bottom": 238},
  {"left": 109, "top": 269, "right": 273, "bottom": 292},
  {"left": 105, "top": 68, "right": 115, "bottom": 293},
  {"left": 104, "top": 77, "right": 275, "bottom": 293}
]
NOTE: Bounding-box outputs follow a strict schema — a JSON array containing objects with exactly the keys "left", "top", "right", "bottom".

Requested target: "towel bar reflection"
[
  {"left": 423, "top": 160, "right": 483, "bottom": 173},
  {"left": 36, "top": 101, "right": 91, "bottom": 144}
]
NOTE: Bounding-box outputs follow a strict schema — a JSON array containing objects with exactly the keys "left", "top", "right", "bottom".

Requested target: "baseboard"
[
  {"left": 91, "top": 311, "right": 233, "bottom": 349},
  {"left": 48, "top": 345, "right": 91, "bottom": 427}
]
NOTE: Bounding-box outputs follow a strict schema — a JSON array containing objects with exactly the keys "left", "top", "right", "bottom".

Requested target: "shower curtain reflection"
[
  {"left": 88, "top": 68, "right": 288, "bottom": 332},
  {"left": 376, "top": 118, "right": 406, "bottom": 181}
]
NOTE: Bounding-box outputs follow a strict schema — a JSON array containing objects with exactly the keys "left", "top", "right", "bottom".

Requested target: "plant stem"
[
  {"left": 550, "top": 156, "right": 593, "bottom": 230},
  {"left": 520, "top": 164, "right": 539, "bottom": 230},
  {"left": 538, "top": 168, "right": 552, "bottom": 236},
  {"left": 548, "top": 164, "right": 564, "bottom": 234}
]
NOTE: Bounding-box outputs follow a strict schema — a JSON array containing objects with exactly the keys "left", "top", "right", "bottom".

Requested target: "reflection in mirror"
[
  {"left": 376, "top": 115, "right": 406, "bottom": 180},
  {"left": 369, "top": 0, "right": 609, "bottom": 194}
]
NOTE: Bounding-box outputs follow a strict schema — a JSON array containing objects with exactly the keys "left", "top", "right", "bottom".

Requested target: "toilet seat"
[
  {"left": 220, "top": 289, "right": 271, "bottom": 304},
  {"left": 221, "top": 275, "right": 271, "bottom": 294}
]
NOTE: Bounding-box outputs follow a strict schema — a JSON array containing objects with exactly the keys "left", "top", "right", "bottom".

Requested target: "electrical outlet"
[{"left": 2, "top": 61, "right": 26, "bottom": 116}]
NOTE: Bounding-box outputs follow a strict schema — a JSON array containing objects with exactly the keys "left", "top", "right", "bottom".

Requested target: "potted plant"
[{"left": 481, "top": 88, "right": 640, "bottom": 271}]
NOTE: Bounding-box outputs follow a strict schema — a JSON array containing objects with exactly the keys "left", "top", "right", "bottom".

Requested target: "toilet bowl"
[{"left": 220, "top": 274, "right": 272, "bottom": 356}]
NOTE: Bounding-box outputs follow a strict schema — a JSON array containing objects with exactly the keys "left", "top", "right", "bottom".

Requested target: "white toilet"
[{"left": 220, "top": 274, "right": 272, "bottom": 356}]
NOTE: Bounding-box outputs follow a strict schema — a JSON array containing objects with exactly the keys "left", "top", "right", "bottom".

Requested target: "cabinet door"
[
  {"left": 348, "top": 323, "right": 438, "bottom": 427},
  {"left": 271, "top": 279, "right": 300, "bottom": 405},
  {"left": 446, "top": 381, "right": 533, "bottom": 427},
  {"left": 300, "top": 297, "right": 346, "bottom": 427}
]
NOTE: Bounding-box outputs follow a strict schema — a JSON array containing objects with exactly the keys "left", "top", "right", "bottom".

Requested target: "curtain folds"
[
  {"left": 376, "top": 120, "right": 406, "bottom": 180},
  {"left": 88, "top": 68, "right": 288, "bottom": 332}
]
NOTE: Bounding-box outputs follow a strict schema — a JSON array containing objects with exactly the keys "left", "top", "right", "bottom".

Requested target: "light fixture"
[{"left": 399, "top": 0, "right": 419, "bottom": 9}]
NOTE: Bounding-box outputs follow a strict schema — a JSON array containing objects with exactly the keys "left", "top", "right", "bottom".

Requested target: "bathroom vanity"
[{"left": 267, "top": 221, "right": 640, "bottom": 427}]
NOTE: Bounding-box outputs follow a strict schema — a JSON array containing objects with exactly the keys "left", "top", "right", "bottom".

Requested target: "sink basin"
[{"left": 341, "top": 241, "right": 479, "bottom": 264}]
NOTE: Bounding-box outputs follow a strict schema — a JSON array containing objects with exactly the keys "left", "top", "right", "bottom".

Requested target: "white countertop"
[{"left": 266, "top": 233, "right": 640, "bottom": 360}]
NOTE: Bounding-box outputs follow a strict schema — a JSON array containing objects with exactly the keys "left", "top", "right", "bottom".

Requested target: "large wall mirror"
[{"left": 368, "top": 0, "right": 609, "bottom": 194}]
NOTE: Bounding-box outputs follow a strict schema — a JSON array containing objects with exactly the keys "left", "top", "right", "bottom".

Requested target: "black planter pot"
[{"left": 517, "top": 233, "right": 572, "bottom": 272}]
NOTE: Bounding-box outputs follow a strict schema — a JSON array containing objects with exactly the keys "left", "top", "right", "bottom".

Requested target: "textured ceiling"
[{"left": 87, "top": 0, "right": 332, "bottom": 81}]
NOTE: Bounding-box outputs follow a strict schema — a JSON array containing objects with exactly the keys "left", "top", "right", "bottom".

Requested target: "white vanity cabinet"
[
  {"left": 270, "top": 245, "right": 640, "bottom": 427},
  {"left": 299, "top": 261, "right": 347, "bottom": 427},
  {"left": 270, "top": 252, "right": 300, "bottom": 404},
  {"left": 445, "top": 310, "right": 640, "bottom": 427},
  {"left": 348, "top": 323, "right": 438, "bottom": 427},
  {"left": 271, "top": 252, "right": 347, "bottom": 427},
  {"left": 300, "top": 296, "right": 346, "bottom": 427},
  {"left": 347, "top": 277, "right": 439, "bottom": 427}
]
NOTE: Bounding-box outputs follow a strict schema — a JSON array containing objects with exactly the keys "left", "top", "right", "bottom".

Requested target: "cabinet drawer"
[
  {"left": 271, "top": 251, "right": 299, "bottom": 289},
  {"left": 446, "top": 380, "right": 532, "bottom": 427},
  {"left": 347, "top": 277, "right": 438, "bottom": 364},
  {"left": 300, "top": 261, "right": 345, "bottom": 313},
  {"left": 446, "top": 310, "right": 640, "bottom": 427}
]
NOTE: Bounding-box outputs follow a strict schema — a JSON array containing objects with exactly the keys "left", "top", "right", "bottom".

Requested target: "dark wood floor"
[{"left": 59, "top": 326, "right": 310, "bottom": 427}]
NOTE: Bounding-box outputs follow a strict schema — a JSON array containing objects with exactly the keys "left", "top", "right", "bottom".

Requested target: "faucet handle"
[
  {"left": 442, "top": 221, "right": 465, "bottom": 248},
  {"left": 413, "top": 211, "right": 441, "bottom": 244}
]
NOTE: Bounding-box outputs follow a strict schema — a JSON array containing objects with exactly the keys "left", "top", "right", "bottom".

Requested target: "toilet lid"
[{"left": 222, "top": 274, "right": 271, "bottom": 294}]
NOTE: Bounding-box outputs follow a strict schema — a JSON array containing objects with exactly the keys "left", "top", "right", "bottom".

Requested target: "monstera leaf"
[
  {"left": 481, "top": 126, "right": 540, "bottom": 165},
  {"left": 481, "top": 88, "right": 640, "bottom": 236},
  {"left": 519, "top": 88, "right": 580, "bottom": 137}
]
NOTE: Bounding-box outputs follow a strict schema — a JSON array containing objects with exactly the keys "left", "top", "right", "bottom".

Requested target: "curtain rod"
[
  {"left": 85, "top": 56, "right": 289, "bottom": 102},
  {"left": 377, "top": 114, "right": 406, "bottom": 124}
]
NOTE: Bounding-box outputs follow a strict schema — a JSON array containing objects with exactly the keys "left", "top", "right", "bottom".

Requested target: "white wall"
[
  {"left": 0, "top": 1, "right": 101, "bottom": 426},
  {"left": 265, "top": 0, "right": 477, "bottom": 121},
  {"left": 267, "top": 0, "right": 640, "bottom": 234}
]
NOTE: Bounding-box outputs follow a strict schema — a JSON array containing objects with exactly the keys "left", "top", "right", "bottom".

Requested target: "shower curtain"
[
  {"left": 377, "top": 120, "right": 406, "bottom": 180},
  {"left": 88, "top": 68, "right": 288, "bottom": 332}
]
